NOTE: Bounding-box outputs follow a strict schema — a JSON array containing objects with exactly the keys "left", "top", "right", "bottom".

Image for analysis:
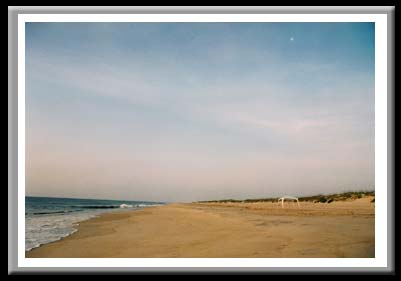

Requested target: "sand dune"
[{"left": 26, "top": 197, "right": 374, "bottom": 258}]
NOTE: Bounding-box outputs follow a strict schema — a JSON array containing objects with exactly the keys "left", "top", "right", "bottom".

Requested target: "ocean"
[{"left": 25, "top": 196, "right": 164, "bottom": 251}]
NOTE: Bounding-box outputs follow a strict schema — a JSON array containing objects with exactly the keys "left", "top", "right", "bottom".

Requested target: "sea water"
[{"left": 25, "top": 196, "right": 164, "bottom": 251}]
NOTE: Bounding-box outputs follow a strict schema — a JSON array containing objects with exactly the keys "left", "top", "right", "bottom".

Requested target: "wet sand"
[{"left": 26, "top": 197, "right": 374, "bottom": 258}]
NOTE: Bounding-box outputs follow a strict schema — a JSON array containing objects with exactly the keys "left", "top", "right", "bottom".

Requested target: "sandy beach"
[{"left": 26, "top": 197, "right": 374, "bottom": 258}]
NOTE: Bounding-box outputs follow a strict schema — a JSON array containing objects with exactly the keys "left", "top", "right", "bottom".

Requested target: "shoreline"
[
  {"left": 25, "top": 208, "right": 135, "bottom": 252},
  {"left": 26, "top": 198, "right": 374, "bottom": 258}
]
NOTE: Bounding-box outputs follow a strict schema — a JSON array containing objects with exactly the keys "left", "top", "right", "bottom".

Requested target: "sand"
[{"left": 26, "top": 197, "right": 374, "bottom": 258}]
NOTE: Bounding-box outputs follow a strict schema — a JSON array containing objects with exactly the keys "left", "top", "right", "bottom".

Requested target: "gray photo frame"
[{"left": 8, "top": 6, "right": 395, "bottom": 274}]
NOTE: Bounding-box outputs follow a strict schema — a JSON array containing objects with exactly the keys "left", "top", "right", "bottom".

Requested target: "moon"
[{"left": 290, "top": 37, "right": 294, "bottom": 42}]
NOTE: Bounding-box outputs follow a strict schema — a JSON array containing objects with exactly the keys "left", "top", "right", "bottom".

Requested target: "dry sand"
[{"left": 26, "top": 197, "right": 374, "bottom": 258}]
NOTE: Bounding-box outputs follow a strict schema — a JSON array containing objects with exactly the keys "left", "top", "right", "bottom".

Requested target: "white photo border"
[{"left": 17, "top": 13, "right": 387, "bottom": 269}]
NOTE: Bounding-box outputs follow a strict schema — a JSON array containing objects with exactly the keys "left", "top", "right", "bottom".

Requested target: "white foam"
[
  {"left": 135, "top": 203, "right": 163, "bottom": 208},
  {"left": 25, "top": 211, "right": 99, "bottom": 251},
  {"left": 119, "top": 204, "right": 133, "bottom": 208}
]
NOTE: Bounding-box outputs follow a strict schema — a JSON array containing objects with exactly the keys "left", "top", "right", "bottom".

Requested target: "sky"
[{"left": 25, "top": 22, "right": 375, "bottom": 202}]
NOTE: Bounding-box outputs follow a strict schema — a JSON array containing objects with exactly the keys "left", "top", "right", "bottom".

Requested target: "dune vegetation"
[{"left": 196, "top": 190, "right": 375, "bottom": 204}]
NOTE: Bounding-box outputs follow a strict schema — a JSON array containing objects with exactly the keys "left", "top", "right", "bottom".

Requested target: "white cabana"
[{"left": 278, "top": 196, "right": 300, "bottom": 208}]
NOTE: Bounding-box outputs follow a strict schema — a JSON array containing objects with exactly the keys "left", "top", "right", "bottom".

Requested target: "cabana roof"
[{"left": 279, "top": 196, "right": 298, "bottom": 200}]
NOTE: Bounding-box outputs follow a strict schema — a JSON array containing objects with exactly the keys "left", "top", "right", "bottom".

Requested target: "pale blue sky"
[{"left": 25, "top": 22, "right": 375, "bottom": 202}]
